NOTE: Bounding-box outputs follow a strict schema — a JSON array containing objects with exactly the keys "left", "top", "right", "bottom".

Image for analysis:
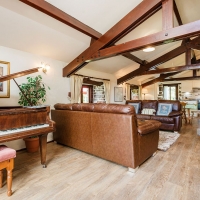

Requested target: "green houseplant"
[
  {"left": 18, "top": 75, "right": 50, "bottom": 106},
  {"left": 18, "top": 75, "right": 50, "bottom": 152}
]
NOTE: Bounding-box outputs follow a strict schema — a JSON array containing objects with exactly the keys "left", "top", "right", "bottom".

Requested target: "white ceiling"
[{"left": 0, "top": 0, "right": 200, "bottom": 84}]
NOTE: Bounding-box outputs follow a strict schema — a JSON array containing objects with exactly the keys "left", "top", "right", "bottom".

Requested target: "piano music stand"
[{"left": 0, "top": 67, "right": 41, "bottom": 106}]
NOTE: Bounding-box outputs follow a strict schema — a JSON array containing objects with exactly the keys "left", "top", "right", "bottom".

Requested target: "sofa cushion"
[
  {"left": 168, "top": 111, "right": 182, "bottom": 117},
  {"left": 126, "top": 100, "right": 142, "bottom": 113},
  {"left": 137, "top": 114, "right": 151, "bottom": 120},
  {"left": 158, "top": 100, "right": 181, "bottom": 111},
  {"left": 137, "top": 120, "right": 161, "bottom": 135},
  {"left": 127, "top": 103, "right": 140, "bottom": 114},
  {"left": 142, "top": 100, "right": 158, "bottom": 111},
  {"left": 141, "top": 108, "right": 156, "bottom": 115},
  {"left": 151, "top": 115, "right": 174, "bottom": 124},
  {"left": 157, "top": 103, "right": 172, "bottom": 116}
]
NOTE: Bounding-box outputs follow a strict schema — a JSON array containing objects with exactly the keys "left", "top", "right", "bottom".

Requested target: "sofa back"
[
  {"left": 54, "top": 103, "right": 136, "bottom": 115},
  {"left": 52, "top": 103, "right": 140, "bottom": 168},
  {"left": 126, "top": 100, "right": 181, "bottom": 113}
]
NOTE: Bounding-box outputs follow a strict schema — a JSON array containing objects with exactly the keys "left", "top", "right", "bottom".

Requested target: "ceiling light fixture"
[{"left": 143, "top": 47, "right": 155, "bottom": 52}]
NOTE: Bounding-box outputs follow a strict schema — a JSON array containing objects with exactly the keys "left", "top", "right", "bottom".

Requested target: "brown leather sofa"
[
  {"left": 126, "top": 100, "right": 182, "bottom": 132},
  {"left": 51, "top": 103, "right": 161, "bottom": 172}
]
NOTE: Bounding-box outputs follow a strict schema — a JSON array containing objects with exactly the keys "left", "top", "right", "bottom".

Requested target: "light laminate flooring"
[{"left": 0, "top": 118, "right": 200, "bottom": 200}]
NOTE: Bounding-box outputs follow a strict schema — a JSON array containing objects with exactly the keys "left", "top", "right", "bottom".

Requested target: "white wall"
[
  {"left": 0, "top": 46, "right": 70, "bottom": 150},
  {"left": 0, "top": 46, "right": 121, "bottom": 150}
]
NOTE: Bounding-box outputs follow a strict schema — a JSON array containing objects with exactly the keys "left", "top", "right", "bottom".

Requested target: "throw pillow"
[
  {"left": 141, "top": 108, "right": 156, "bottom": 115},
  {"left": 128, "top": 103, "right": 139, "bottom": 114},
  {"left": 157, "top": 103, "right": 172, "bottom": 116}
]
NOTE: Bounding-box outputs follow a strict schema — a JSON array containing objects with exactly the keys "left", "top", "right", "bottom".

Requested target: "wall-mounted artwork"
[
  {"left": 0, "top": 61, "right": 10, "bottom": 98},
  {"left": 114, "top": 87, "right": 123, "bottom": 102}
]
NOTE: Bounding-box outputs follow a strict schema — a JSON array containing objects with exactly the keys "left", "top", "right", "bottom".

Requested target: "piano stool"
[{"left": 0, "top": 145, "right": 16, "bottom": 196}]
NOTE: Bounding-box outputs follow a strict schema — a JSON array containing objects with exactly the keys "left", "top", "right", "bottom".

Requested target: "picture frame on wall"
[
  {"left": 114, "top": 87, "right": 123, "bottom": 102},
  {"left": 0, "top": 60, "right": 10, "bottom": 98}
]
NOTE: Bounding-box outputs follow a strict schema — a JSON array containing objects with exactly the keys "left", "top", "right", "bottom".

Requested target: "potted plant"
[
  {"left": 18, "top": 75, "right": 50, "bottom": 106},
  {"left": 18, "top": 75, "right": 50, "bottom": 153}
]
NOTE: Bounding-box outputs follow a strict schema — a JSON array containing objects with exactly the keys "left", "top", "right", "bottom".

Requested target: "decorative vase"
[{"left": 23, "top": 137, "right": 39, "bottom": 153}]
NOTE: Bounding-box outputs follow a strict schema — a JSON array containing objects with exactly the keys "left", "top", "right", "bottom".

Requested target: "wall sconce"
[
  {"left": 142, "top": 88, "right": 148, "bottom": 99},
  {"left": 41, "top": 62, "right": 50, "bottom": 74}
]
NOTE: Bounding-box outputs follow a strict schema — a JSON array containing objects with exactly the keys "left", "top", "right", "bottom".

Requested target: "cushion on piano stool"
[{"left": 0, "top": 145, "right": 16, "bottom": 162}]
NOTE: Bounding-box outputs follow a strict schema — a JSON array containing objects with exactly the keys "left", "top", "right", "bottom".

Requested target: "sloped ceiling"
[{"left": 0, "top": 0, "right": 200, "bottom": 84}]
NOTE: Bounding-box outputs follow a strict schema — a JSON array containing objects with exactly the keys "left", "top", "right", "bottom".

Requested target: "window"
[
  {"left": 81, "top": 85, "right": 93, "bottom": 103},
  {"left": 93, "top": 85, "right": 105, "bottom": 103},
  {"left": 163, "top": 84, "right": 178, "bottom": 100},
  {"left": 81, "top": 84, "right": 106, "bottom": 103}
]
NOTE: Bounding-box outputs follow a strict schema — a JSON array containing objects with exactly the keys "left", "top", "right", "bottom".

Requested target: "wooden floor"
[{"left": 0, "top": 118, "right": 200, "bottom": 200}]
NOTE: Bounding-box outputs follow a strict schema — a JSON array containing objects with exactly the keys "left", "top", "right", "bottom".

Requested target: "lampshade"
[{"left": 142, "top": 88, "right": 148, "bottom": 94}]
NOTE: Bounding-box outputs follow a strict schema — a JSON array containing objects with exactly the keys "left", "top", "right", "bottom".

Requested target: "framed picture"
[
  {"left": 114, "top": 87, "right": 123, "bottom": 102},
  {"left": 0, "top": 61, "right": 10, "bottom": 98}
]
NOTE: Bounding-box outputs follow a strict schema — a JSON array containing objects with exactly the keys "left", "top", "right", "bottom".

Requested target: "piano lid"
[{"left": 0, "top": 67, "right": 41, "bottom": 82}]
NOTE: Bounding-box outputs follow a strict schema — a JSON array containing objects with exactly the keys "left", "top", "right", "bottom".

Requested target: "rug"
[{"left": 158, "top": 131, "right": 180, "bottom": 151}]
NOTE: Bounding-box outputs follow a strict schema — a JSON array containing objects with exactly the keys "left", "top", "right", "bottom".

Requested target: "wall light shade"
[
  {"left": 41, "top": 62, "right": 50, "bottom": 73},
  {"left": 143, "top": 47, "right": 155, "bottom": 52}
]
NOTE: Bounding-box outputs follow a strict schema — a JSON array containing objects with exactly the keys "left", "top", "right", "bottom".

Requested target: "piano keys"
[{"left": 0, "top": 106, "right": 55, "bottom": 168}]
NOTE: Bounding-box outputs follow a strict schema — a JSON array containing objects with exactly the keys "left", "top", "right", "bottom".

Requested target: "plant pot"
[{"left": 23, "top": 137, "right": 39, "bottom": 153}]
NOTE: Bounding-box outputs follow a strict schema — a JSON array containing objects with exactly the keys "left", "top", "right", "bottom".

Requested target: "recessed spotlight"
[{"left": 143, "top": 47, "right": 155, "bottom": 52}]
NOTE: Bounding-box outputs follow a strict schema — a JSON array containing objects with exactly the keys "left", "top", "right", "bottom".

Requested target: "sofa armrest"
[
  {"left": 137, "top": 120, "right": 161, "bottom": 135},
  {"left": 168, "top": 111, "right": 182, "bottom": 117}
]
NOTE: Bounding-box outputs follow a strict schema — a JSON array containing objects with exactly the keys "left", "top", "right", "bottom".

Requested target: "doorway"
[
  {"left": 163, "top": 84, "right": 178, "bottom": 100},
  {"left": 81, "top": 85, "right": 93, "bottom": 103}
]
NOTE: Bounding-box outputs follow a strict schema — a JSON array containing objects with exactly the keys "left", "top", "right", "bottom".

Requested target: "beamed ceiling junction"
[{"left": 20, "top": 0, "right": 200, "bottom": 88}]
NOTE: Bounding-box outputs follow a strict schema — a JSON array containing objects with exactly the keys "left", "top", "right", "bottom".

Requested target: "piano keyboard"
[{"left": 0, "top": 124, "right": 49, "bottom": 136}]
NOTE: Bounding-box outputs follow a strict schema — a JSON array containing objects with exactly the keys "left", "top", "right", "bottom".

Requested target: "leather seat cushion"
[
  {"left": 151, "top": 115, "right": 174, "bottom": 124},
  {"left": 137, "top": 114, "right": 151, "bottom": 120}
]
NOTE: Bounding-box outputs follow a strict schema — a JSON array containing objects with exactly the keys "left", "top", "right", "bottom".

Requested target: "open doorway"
[{"left": 81, "top": 85, "right": 93, "bottom": 103}]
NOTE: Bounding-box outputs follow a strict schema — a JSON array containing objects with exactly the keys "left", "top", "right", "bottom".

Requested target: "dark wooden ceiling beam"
[
  {"left": 63, "top": 0, "right": 162, "bottom": 76},
  {"left": 106, "top": 4, "right": 162, "bottom": 47},
  {"left": 121, "top": 53, "right": 146, "bottom": 65},
  {"left": 137, "top": 64, "right": 200, "bottom": 75},
  {"left": 193, "top": 70, "right": 197, "bottom": 77},
  {"left": 19, "top": 0, "right": 102, "bottom": 39},
  {"left": 117, "top": 36, "right": 200, "bottom": 84},
  {"left": 186, "top": 48, "right": 191, "bottom": 65},
  {"left": 173, "top": 0, "right": 183, "bottom": 25},
  {"left": 83, "top": 78, "right": 103, "bottom": 86},
  {"left": 163, "top": 76, "right": 200, "bottom": 81},
  {"left": 117, "top": 45, "right": 186, "bottom": 84},
  {"left": 162, "top": 0, "right": 173, "bottom": 30},
  {"left": 141, "top": 72, "right": 179, "bottom": 88},
  {"left": 189, "top": 43, "right": 200, "bottom": 51},
  {"left": 91, "top": 20, "right": 200, "bottom": 61}
]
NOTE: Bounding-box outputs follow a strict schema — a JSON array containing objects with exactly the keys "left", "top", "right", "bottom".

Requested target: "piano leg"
[{"left": 39, "top": 134, "right": 48, "bottom": 168}]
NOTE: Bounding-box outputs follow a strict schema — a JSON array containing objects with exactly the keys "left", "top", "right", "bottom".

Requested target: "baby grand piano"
[{"left": 0, "top": 68, "right": 55, "bottom": 167}]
